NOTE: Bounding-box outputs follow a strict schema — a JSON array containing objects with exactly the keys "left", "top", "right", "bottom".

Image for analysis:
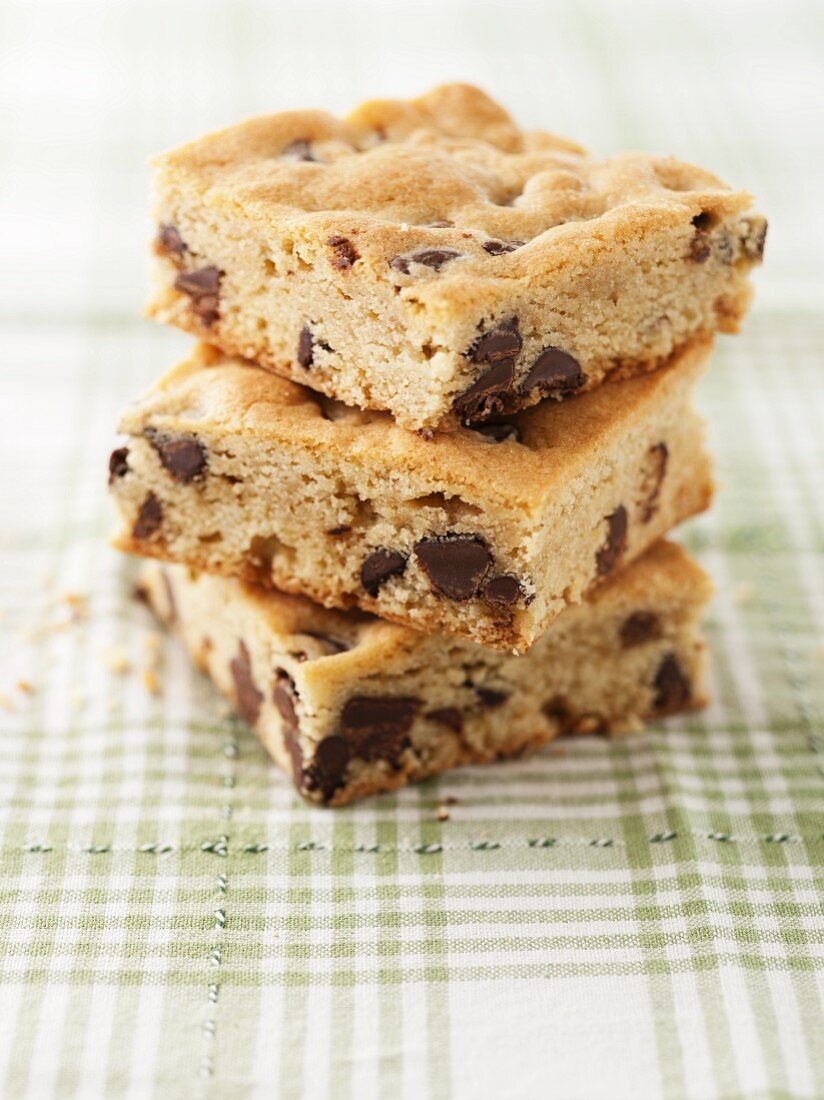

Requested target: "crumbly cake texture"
[
  {"left": 110, "top": 339, "right": 714, "bottom": 653},
  {"left": 137, "top": 541, "right": 712, "bottom": 806},
  {"left": 146, "top": 83, "right": 766, "bottom": 433}
]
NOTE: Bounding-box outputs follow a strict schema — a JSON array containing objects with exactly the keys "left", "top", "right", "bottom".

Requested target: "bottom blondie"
[{"left": 138, "top": 541, "right": 711, "bottom": 806}]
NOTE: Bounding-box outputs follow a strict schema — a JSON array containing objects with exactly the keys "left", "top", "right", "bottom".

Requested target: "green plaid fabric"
[{"left": 2, "top": 1, "right": 823, "bottom": 1096}]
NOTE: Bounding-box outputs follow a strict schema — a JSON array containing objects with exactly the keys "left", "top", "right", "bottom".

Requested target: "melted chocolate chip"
[
  {"left": 132, "top": 493, "right": 163, "bottom": 540},
  {"left": 482, "top": 574, "right": 523, "bottom": 606},
  {"left": 452, "top": 359, "right": 516, "bottom": 422},
  {"left": 308, "top": 736, "right": 352, "bottom": 801},
  {"left": 414, "top": 535, "right": 492, "bottom": 600},
  {"left": 640, "top": 442, "right": 669, "bottom": 523},
  {"left": 281, "top": 139, "right": 316, "bottom": 162},
  {"left": 595, "top": 506, "right": 628, "bottom": 576},
  {"left": 230, "top": 641, "right": 263, "bottom": 726},
  {"left": 470, "top": 421, "right": 520, "bottom": 443},
  {"left": 360, "top": 548, "right": 407, "bottom": 597},
  {"left": 326, "top": 236, "right": 359, "bottom": 270},
  {"left": 652, "top": 654, "right": 691, "bottom": 714},
  {"left": 476, "top": 687, "right": 509, "bottom": 708},
  {"left": 470, "top": 318, "right": 523, "bottom": 365},
  {"left": 426, "top": 707, "right": 463, "bottom": 733},
  {"left": 173, "top": 265, "right": 223, "bottom": 327},
  {"left": 157, "top": 224, "right": 187, "bottom": 259},
  {"left": 108, "top": 447, "right": 129, "bottom": 484},
  {"left": 521, "top": 347, "right": 585, "bottom": 397},
  {"left": 146, "top": 430, "right": 207, "bottom": 483},
  {"left": 620, "top": 611, "right": 661, "bottom": 647},
  {"left": 297, "top": 325, "right": 314, "bottom": 367},
  {"left": 340, "top": 695, "right": 418, "bottom": 764},
  {"left": 390, "top": 248, "right": 460, "bottom": 274},
  {"left": 482, "top": 239, "right": 524, "bottom": 255}
]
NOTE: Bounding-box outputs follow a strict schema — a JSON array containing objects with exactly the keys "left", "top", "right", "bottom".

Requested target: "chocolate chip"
[
  {"left": 426, "top": 707, "right": 463, "bottom": 733},
  {"left": 273, "top": 669, "right": 298, "bottom": 728},
  {"left": 470, "top": 421, "right": 520, "bottom": 443},
  {"left": 132, "top": 493, "right": 162, "bottom": 540},
  {"left": 340, "top": 695, "right": 419, "bottom": 764},
  {"left": 146, "top": 430, "right": 207, "bottom": 483},
  {"left": 470, "top": 318, "right": 522, "bottom": 365},
  {"left": 297, "top": 324, "right": 314, "bottom": 368},
  {"left": 476, "top": 687, "right": 509, "bottom": 708},
  {"left": 652, "top": 654, "right": 691, "bottom": 714},
  {"left": 640, "top": 442, "right": 669, "bottom": 523},
  {"left": 741, "top": 217, "right": 767, "bottom": 261},
  {"left": 327, "top": 524, "right": 351, "bottom": 536},
  {"left": 326, "top": 236, "right": 359, "bottom": 270},
  {"left": 229, "top": 641, "right": 263, "bottom": 727},
  {"left": 452, "top": 359, "right": 516, "bottom": 421},
  {"left": 521, "top": 347, "right": 585, "bottom": 397},
  {"left": 620, "top": 611, "right": 661, "bottom": 647},
  {"left": 690, "top": 232, "right": 711, "bottom": 263},
  {"left": 691, "top": 212, "right": 715, "bottom": 231},
  {"left": 157, "top": 224, "right": 187, "bottom": 258},
  {"left": 360, "top": 548, "right": 407, "bottom": 597},
  {"left": 390, "top": 248, "right": 461, "bottom": 274},
  {"left": 281, "top": 139, "right": 316, "bottom": 162},
  {"left": 543, "top": 697, "right": 573, "bottom": 735},
  {"left": 174, "top": 266, "right": 223, "bottom": 327},
  {"left": 689, "top": 214, "right": 714, "bottom": 263},
  {"left": 273, "top": 669, "right": 303, "bottom": 785},
  {"left": 108, "top": 447, "right": 129, "bottom": 484},
  {"left": 482, "top": 239, "right": 524, "bottom": 255},
  {"left": 414, "top": 535, "right": 492, "bottom": 600},
  {"left": 595, "top": 505, "right": 628, "bottom": 576},
  {"left": 482, "top": 574, "right": 523, "bottom": 606},
  {"left": 308, "top": 735, "right": 352, "bottom": 801}
]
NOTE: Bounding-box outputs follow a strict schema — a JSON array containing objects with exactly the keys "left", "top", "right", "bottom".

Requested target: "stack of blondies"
[{"left": 108, "top": 85, "right": 765, "bottom": 805}]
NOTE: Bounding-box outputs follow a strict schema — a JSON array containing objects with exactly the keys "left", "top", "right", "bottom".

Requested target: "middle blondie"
[{"left": 110, "top": 338, "right": 713, "bottom": 652}]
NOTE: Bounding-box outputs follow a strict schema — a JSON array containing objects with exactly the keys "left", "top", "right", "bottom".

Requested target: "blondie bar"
[
  {"left": 110, "top": 340, "right": 713, "bottom": 652},
  {"left": 147, "top": 83, "right": 765, "bottom": 433},
  {"left": 137, "top": 541, "right": 711, "bottom": 806}
]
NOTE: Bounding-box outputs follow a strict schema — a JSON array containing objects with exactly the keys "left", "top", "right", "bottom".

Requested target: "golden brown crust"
[
  {"left": 147, "top": 84, "right": 765, "bottom": 432},
  {"left": 118, "top": 337, "right": 711, "bottom": 513},
  {"left": 138, "top": 540, "right": 712, "bottom": 805}
]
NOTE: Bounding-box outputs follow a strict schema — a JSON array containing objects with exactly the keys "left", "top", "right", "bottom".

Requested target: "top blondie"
[{"left": 148, "top": 83, "right": 766, "bottom": 434}]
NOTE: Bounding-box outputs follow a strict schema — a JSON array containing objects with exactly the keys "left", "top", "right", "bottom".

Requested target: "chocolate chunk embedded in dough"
[
  {"left": 230, "top": 641, "right": 263, "bottom": 726},
  {"left": 595, "top": 506, "right": 628, "bottom": 576},
  {"left": 360, "top": 549, "right": 408, "bottom": 597},
  {"left": 414, "top": 535, "right": 492, "bottom": 600}
]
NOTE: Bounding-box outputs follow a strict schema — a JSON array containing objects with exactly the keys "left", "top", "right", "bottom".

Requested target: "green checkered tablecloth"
[{"left": 1, "top": 1, "right": 823, "bottom": 1096}]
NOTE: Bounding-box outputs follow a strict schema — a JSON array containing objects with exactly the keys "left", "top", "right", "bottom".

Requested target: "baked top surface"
[
  {"left": 157, "top": 540, "right": 712, "bottom": 675},
  {"left": 153, "top": 84, "right": 757, "bottom": 292},
  {"left": 118, "top": 338, "right": 710, "bottom": 512}
]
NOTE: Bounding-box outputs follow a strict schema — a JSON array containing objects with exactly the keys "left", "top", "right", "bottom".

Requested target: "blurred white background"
[{"left": 1, "top": 0, "right": 821, "bottom": 331}]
